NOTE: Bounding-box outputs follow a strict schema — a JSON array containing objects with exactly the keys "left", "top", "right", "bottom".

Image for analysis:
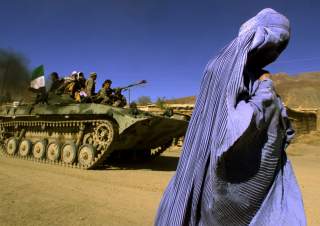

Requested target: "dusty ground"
[{"left": 0, "top": 133, "right": 319, "bottom": 226}]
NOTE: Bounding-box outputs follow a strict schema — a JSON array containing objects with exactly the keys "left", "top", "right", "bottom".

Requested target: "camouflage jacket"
[
  {"left": 96, "top": 87, "right": 114, "bottom": 99},
  {"left": 85, "top": 78, "right": 96, "bottom": 96}
]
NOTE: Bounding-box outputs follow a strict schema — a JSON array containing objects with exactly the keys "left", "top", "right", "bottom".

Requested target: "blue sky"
[{"left": 0, "top": 0, "right": 319, "bottom": 101}]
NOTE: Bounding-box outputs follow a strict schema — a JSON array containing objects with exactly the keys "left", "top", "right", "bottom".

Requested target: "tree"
[
  {"left": 137, "top": 96, "right": 152, "bottom": 105},
  {"left": 155, "top": 97, "right": 166, "bottom": 109}
]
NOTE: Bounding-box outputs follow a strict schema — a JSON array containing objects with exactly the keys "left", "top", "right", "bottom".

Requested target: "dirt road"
[
  {"left": 0, "top": 151, "right": 179, "bottom": 226},
  {"left": 0, "top": 141, "right": 319, "bottom": 226}
]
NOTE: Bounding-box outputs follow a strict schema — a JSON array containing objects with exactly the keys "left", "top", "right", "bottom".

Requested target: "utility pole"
[{"left": 128, "top": 88, "right": 131, "bottom": 106}]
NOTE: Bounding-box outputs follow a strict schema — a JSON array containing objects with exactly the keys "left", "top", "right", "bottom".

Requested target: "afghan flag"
[{"left": 30, "top": 65, "right": 45, "bottom": 90}]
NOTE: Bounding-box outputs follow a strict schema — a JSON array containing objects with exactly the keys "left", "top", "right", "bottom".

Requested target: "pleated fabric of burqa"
[{"left": 155, "top": 8, "right": 306, "bottom": 226}]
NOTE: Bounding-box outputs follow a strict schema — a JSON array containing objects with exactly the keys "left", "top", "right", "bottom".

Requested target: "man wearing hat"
[{"left": 85, "top": 72, "right": 97, "bottom": 97}]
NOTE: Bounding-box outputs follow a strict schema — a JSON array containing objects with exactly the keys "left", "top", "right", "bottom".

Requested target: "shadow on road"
[{"left": 99, "top": 155, "right": 180, "bottom": 171}]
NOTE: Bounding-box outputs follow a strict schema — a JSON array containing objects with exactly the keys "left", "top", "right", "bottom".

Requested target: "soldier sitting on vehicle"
[
  {"left": 95, "top": 79, "right": 114, "bottom": 105},
  {"left": 85, "top": 72, "right": 97, "bottom": 97},
  {"left": 49, "top": 72, "right": 64, "bottom": 93},
  {"left": 77, "top": 72, "right": 86, "bottom": 89},
  {"left": 74, "top": 72, "right": 88, "bottom": 102},
  {"left": 112, "top": 88, "right": 127, "bottom": 107},
  {"left": 64, "top": 71, "right": 80, "bottom": 99},
  {"left": 55, "top": 71, "right": 78, "bottom": 95}
]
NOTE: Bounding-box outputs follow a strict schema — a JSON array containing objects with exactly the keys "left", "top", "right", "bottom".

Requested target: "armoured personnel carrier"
[{"left": 0, "top": 93, "right": 188, "bottom": 169}]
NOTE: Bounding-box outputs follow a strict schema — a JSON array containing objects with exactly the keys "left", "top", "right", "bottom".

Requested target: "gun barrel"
[{"left": 118, "top": 80, "right": 147, "bottom": 91}]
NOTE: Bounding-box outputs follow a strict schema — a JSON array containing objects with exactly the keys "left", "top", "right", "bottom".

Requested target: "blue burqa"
[{"left": 155, "top": 8, "right": 306, "bottom": 226}]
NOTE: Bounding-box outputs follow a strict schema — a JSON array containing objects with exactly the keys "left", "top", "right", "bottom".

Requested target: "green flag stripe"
[{"left": 31, "top": 65, "right": 44, "bottom": 80}]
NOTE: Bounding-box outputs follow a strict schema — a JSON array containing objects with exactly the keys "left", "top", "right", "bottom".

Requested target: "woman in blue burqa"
[{"left": 155, "top": 8, "right": 306, "bottom": 226}]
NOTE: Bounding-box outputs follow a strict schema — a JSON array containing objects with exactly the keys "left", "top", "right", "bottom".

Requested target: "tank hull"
[{"left": 0, "top": 103, "right": 188, "bottom": 169}]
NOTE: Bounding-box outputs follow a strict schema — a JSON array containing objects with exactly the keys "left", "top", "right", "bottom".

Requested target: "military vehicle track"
[{"left": 0, "top": 119, "right": 117, "bottom": 169}]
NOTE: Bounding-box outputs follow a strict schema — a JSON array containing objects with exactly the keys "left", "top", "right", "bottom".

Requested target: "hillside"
[
  {"left": 272, "top": 72, "right": 320, "bottom": 109},
  {"left": 166, "top": 72, "right": 320, "bottom": 109},
  {"left": 165, "top": 96, "right": 196, "bottom": 104}
]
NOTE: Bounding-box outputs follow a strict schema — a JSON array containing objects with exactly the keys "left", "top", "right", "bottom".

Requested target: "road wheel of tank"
[
  {"left": 83, "top": 133, "right": 94, "bottom": 145},
  {"left": 46, "top": 141, "right": 61, "bottom": 161},
  {"left": 33, "top": 140, "right": 47, "bottom": 159},
  {"left": 93, "top": 121, "right": 114, "bottom": 150},
  {"left": 78, "top": 144, "right": 96, "bottom": 167},
  {"left": 18, "top": 139, "right": 32, "bottom": 157},
  {"left": 6, "top": 137, "right": 18, "bottom": 155},
  {"left": 61, "top": 142, "right": 77, "bottom": 164}
]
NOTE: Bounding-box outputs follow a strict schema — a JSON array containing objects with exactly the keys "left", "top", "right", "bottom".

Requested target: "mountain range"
[{"left": 166, "top": 72, "right": 320, "bottom": 109}]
